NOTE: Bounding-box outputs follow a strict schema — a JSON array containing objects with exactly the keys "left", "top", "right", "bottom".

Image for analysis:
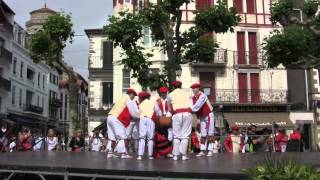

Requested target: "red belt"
[{"left": 174, "top": 108, "right": 192, "bottom": 114}]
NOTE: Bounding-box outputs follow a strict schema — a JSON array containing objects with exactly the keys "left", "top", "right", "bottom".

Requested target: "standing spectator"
[
  {"left": 244, "top": 125, "right": 258, "bottom": 153},
  {"left": 33, "top": 130, "right": 44, "bottom": 151},
  {"left": 252, "top": 128, "right": 272, "bottom": 152},
  {"left": 19, "top": 127, "right": 32, "bottom": 151},
  {"left": 287, "top": 127, "right": 302, "bottom": 152},
  {"left": 46, "top": 129, "right": 58, "bottom": 151},
  {"left": 69, "top": 129, "right": 84, "bottom": 152},
  {"left": 224, "top": 126, "right": 244, "bottom": 153},
  {"left": 275, "top": 128, "right": 288, "bottom": 152},
  {"left": 90, "top": 132, "right": 102, "bottom": 152},
  {"left": 0, "top": 124, "right": 9, "bottom": 152}
]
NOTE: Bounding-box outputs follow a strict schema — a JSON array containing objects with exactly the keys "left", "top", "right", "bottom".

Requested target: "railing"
[
  {"left": 50, "top": 99, "right": 62, "bottom": 108},
  {"left": 233, "top": 51, "right": 264, "bottom": 66},
  {"left": 191, "top": 49, "right": 227, "bottom": 65},
  {"left": 89, "top": 98, "right": 112, "bottom": 111},
  {"left": 0, "top": 46, "right": 12, "bottom": 63},
  {"left": 214, "top": 89, "right": 288, "bottom": 104},
  {"left": 88, "top": 56, "right": 113, "bottom": 69},
  {"left": 0, "top": 76, "right": 11, "bottom": 91},
  {"left": 24, "top": 104, "right": 44, "bottom": 114}
]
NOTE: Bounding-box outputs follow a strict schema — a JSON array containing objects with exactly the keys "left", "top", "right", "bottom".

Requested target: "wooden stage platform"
[{"left": 0, "top": 152, "right": 319, "bottom": 180}]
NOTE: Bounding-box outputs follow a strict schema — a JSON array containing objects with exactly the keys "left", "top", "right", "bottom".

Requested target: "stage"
[{"left": 0, "top": 152, "right": 319, "bottom": 180}]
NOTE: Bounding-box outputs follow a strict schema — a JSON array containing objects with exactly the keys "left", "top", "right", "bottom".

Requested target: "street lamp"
[{"left": 176, "top": 67, "right": 182, "bottom": 77}]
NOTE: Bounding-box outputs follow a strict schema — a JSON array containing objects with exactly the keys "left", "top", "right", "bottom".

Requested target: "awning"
[
  {"left": 93, "top": 122, "right": 106, "bottom": 132},
  {"left": 224, "top": 112, "right": 294, "bottom": 128}
]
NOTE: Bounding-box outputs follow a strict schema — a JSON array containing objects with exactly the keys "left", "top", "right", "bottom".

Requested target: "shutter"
[
  {"left": 234, "top": 0, "right": 243, "bottom": 13},
  {"left": 237, "top": 32, "right": 246, "bottom": 64},
  {"left": 196, "top": 0, "right": 212, "bottom": 10},
  {"left": 103, "top": 41, "right": 113, "bottom": 69},
  {"left": 238, "top": 73, "right": 248, "bottom": 103},
  {"left": 113, "top": 0, "right": 117, "bottom": 7},
  {"left": 246, "top": 0, "right": 255, "bottom": 14},
  {"left": 102, "top": 82, "right": 113, "bottom": 105},
  {"left": 250, "top": 73, "right": 260, "bottom": 103},
  {"left": 119, "top": 0, "right": 124, "bottom": 5},
  {"left": 248, "top": 32, "right": 257, "bottom": 65}
]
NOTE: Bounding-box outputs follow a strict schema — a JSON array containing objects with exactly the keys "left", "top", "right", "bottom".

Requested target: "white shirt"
[
  {"left": 154, "top": 98, "right": 169, "bottom": 116},
  {"left": 46, "top": 137, "right": 58, "bottom": 151},
  {"left": 191, "top": 92, "right": 208, "bottom": 112},
  {"left": 91, "top": 138, "right": 102, "bottom": 152},
  {"left": 126, "top": 99, "right": 140, "bottom": 119}
]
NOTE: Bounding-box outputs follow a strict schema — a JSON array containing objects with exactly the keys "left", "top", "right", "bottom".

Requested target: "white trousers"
[
  {"left": 172, "top": 112, "right": 192, "bottom": 156},
  {"left": 106, "top": 115, "right": 127, "bottom": 153},
  {"left": 200, "top": 112, "right": 215, "bottom": 151},
  {"left": 138, "top": 117, "right": 155, "bottom": 156}
]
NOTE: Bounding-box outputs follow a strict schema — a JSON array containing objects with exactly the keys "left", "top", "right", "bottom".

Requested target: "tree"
[
  {"left": 103, "top": 0, "right": 241, "bottom": 90},
  {"left": 263, "top": 0, "right": 320, "bottom": 69},
  {"left": 29, "top": 12, "right": 81, "bottom": 132}
]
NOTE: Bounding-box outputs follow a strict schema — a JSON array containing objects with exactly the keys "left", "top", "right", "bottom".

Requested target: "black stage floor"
[{"left": 0, "top": 152, "right": 319, "bottom": 179}]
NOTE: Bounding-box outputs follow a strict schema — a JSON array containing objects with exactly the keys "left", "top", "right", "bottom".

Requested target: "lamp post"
[{"left": 176, "top": 67, "right": 182, "bottom": 78}]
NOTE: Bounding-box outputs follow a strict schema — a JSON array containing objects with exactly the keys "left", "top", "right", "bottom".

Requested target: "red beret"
[
  {"left": 231, "top": 126, "right": 239, "bottom": 131},
  {"left": 171, "top": 80, "right": 182, "bottom": 87},
  {"left": 159, "top": 86, "right": 169, "bottom": 93},
  {"left": 138, "top": 91, "right": 151, "bottom": 98},
  {"left": 190, "top": 83, "right": 201, "bottom": 89},
  {"left": 127, "top": 88, "right": 137, "bottom": 96}
]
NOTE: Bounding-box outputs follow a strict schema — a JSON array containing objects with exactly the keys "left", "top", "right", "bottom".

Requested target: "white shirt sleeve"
[
  {"left": 154, "top": 100, "right": 162, "bottom": 116},
  {"left": 126, "top": 100, "right": 140, "bottom": 119},
  {"left": 191, "top": 93, "right": 208, "bottom": 112},
  {"left": 168, "top": 128, "right": 173, "bottom": 141}
]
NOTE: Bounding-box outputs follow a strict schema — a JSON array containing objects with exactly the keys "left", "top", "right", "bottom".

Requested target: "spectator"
[
  {"left": 33, "top": 130, "right": 44, "bottom": 151},
  {"left": 252, "top": 128, "right": 271, "bottom": 152},
  {"left": 244, "top": 125, "right": 257, "bottom": 153},
  {"left": 0, "top": 124, "right": 9, "bottom": 152},
  {"left": 287, "top": 127, "right": 302, "bottom": 152},
  {"left": 69, "top": 129, "right": 84, "bottom": 152},
  {"left": 8, "top": 135, "right": 16, "bottom": 152},
  {"left": 46, "top": 129, "right": 58, "bottom": 151},
  {"left": 224, "top": 126, "right": 244, "bottom": 153},
  {"left": 90, "top": 132, "right": 102, "bottom": 152},
  {"left": 84, "top": 132, "right": 90, "bottom": 151},
  {"left": 19, "top": 127, "right": 32, "bottom": 151},
  {"left": 275, "top": 128, "right": 288, "bottom": 152}
]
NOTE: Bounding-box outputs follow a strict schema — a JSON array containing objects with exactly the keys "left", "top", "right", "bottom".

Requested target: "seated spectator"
[
  {"left": 287, "top": 127, "right": 302, "bottom": 152},
  {"left": 275, "top": 128, "right": 288, "bottom": 152},
  {"left": 46, "top": 129, "right": 58, "bottom": 151},
  {"left": 69, "top": 129, "right": 84, "bottom": 152}
]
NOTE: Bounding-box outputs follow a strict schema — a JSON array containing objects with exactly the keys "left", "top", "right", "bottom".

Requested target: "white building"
[
  {"left": 0, "top": 2, "right": 14, "bottom": 121},
  {"left": 108, "top": 0, "right": 291, "bottom": 128}
]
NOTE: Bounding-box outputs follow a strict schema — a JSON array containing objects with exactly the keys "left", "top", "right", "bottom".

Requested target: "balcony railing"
[
  {"left": 89, "top": 56, "right": 113, "bottom": 69},
  {"left": 191, "top": 49, "right": 227, "bottom": 66},
  {"left": 0, "top": 76, "right": 11, "bottom": 91},
  {"left": 24, "top": 104, "right": 43, "bottom": 114},
  {"left": 0, "top": 46, "right": 12, "bottom": 63},
  {"left": 233, "top": 51, "right": 264, "bottom": 67},
  {"left": 50, "top": 99, "right": 62, "bottom": 108},
  {"left": 214, "top": 89, "right": 288, "bottom": 104}
]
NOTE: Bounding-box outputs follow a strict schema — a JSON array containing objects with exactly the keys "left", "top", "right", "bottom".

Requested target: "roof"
[
  {"left": 85, "top": 28, "right": 103, "bottom": 36},
  {"left": 30, "top": 7, "right": 56, "bottom": 15},
  {"left": 1, "top": 1, "right": 15, "bottom": 15}
]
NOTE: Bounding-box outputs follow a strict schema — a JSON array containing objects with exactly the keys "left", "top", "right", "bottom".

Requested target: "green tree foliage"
[
  {"left": 103, "top": 0, "right": 241, "bottom": 90},
  {"left": 263, "top": 0, "right": 320, "bottom": 69},
  {"left": 244, "top": 158, "right": 320, "bottom": 180}
]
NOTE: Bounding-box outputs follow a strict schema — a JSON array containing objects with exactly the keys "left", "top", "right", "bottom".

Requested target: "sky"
[{"left": 5, "top": 0, "right": 114, "bottom": 79}]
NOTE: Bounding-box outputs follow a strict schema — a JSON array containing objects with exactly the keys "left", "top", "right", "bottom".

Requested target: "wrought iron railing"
[
  {"left": 191, "top": 49, "right": 227, "bottom": 64},
  {"left": 88, "top": 56, "right": 113, "bottom": 69},
  {"left": 0, "top": 76, "right": 11, "bottom": 91},
  {"left": 233, "top": 51, "right": 264, "bottom": 66},
  {"left": 214, "top": 89, "right": 288, "bottom": 104},
  {"left": 0, "top": 46, "right": 12, "bottom": 63},
  {"left": 50, "top": 99, "right": 63, "bottom": 108},
  {"left": 24, "top": 104, "right": 44, "bottom": 114}
]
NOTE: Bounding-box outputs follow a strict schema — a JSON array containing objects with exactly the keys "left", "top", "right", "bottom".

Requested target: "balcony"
[
  {"left": 214, "top": 89, "right": 288, "bottom": 104},
  {"left": 191, "top": 49, "right": 227, "bottom": 69},
  {"left": 0, "top": 46, "right": 12, "bottom": 63},
  {"left": 24, "top": 104, "right": 43, "bottom": 114},
  {"left": 0, "top": 21, "right": 13, "bottom": 33},
  {"left": 233, "top": 51, "right": 264, "bottom": 69},
  {"left": 89, "top": 97, "right": 112, "bottom": 116},
  {"left": 0, "top": 76, "right": 11, "bottom": 91},
  {"left": 50, "top": 98, "right": 62, "bottom": 108}
]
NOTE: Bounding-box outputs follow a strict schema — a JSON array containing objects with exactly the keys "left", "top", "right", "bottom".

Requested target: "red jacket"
[
  {"left": 224, "top": 134, "right": 244, "bottom": 153},
  {"left": 290, "top": 131, "right": 301, "bottom": 141},
  {"left": 275, "top": 133, "right": 288, "bottom": 152}
]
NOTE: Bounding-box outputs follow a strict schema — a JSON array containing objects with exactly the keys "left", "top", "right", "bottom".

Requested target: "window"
[
  {"left": 12, "top": 85, "right": 16, "bottom": 105},
  {"left": 26, "top": 90, "right": 33, "bottom": 106},
  {"left": 13, "top": 57, "right": 17, "bottom": 74},
  {"left": 0, "top": 37, "right": 5, "bottom": 47},
  {"left": 19, "top": 88, "right": 22, "bottom": 107},
  {"left": 49, "top": 73, "right": 58, "bottom": 85},
  {"left": 248, "top": 32, "right": 257, "bottom": 65},
  {"left": 42, "top": 97, "right": 44, "bottom": 108},
  {"left": 38, "top": 72, "right": 41, "bottom": 87},
  {"left": 43, "top": 75, "right": 45, "bottom": 89},
  {"left": 37, "top": 95, "right": 40, "bottom": 106},
  {"left": 102, "top": 82, "right": 113, "bottom": 106},
  {"left": 20, "top": 62, "right": 24, "bottom": 78},
  {"left": 143, "top": 28, "right": 152, "bottom": 46},
  {"left": 60, "top": 93, "right": 63, "bottom": 120},
  {"left": 246, "top": 0, "right": 255, "bottom": 14},
  {"left": 27, "top": 68, "right": 34, "bottom": 80},
  {"left": 102, "top": 41, "right": 113, "bottom": 69},
  {"left": 234, "top": 0, "right": 243, "bottom": 13},
  {"left": 64, "top": 94, "right": 68, "bottom": 120},
  {"left": 237, "top": 31, "right": 245, "bottom": 64},
  {"left": 122, "top": 70, "right": 131, "bottom": 92}
]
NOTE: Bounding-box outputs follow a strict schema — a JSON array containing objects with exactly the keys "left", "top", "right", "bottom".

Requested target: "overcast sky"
[{"left": 5, "top": 0, "right": 113, "bottom": 79}]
